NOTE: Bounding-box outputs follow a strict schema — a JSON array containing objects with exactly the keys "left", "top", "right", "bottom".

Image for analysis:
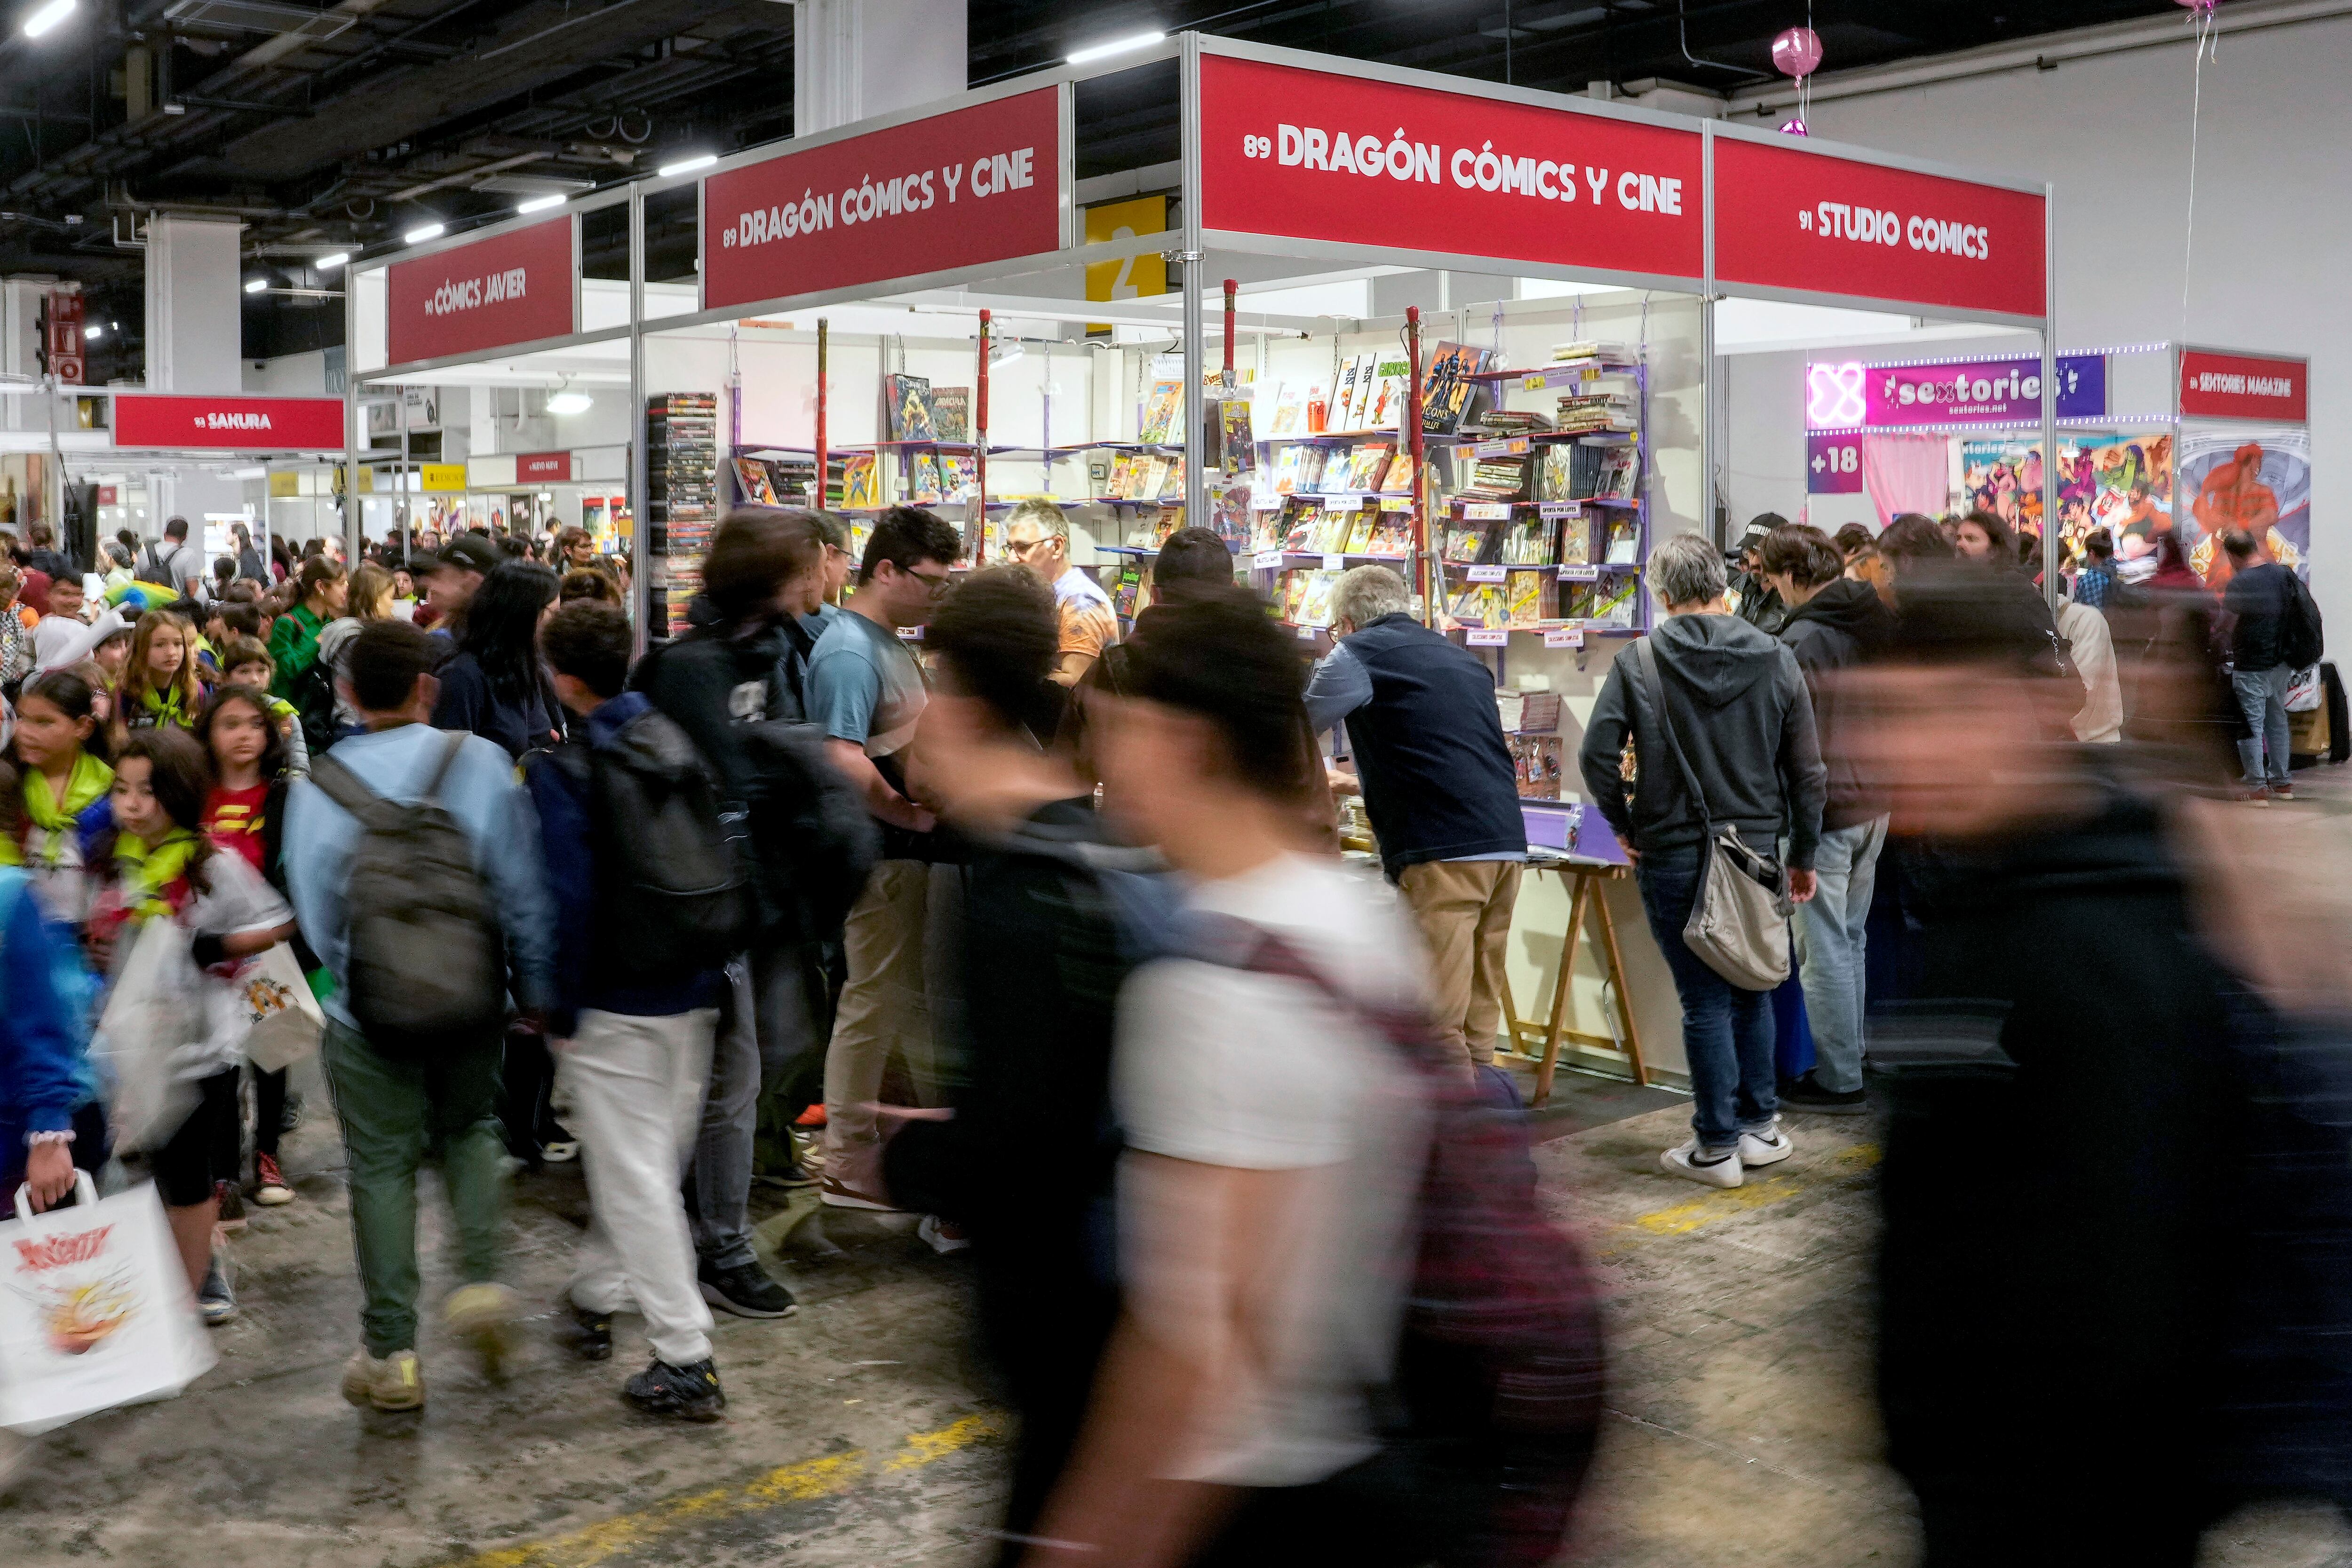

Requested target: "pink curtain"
[{"left": 1860, "top": 434, "right": 1949, "bottom": 528}]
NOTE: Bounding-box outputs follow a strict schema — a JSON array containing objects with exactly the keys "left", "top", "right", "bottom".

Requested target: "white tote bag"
[
  {"left": 236, "top": 943, "right": 325, "bottom": 1073},
  {"left": 87, "top": 918, "right": 207, "bottom": 1156},
  {"left": 0, "top": 1175, "right": 215, "bottom": 1434}
]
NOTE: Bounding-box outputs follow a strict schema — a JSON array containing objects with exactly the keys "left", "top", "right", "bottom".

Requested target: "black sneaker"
[
  {"left": 280, "top": 1091, "right": 305, "bottom": 1134},
  {"left": 1780, "top": 1070, "right": 1869, "bottom": 1116},
  {"left": 199, "top": 1256, "right": 237, "bottom": 1325},
  {"left": 566, "top": 1300, "right": 613, "bottom": 1362},
  {"left": 622, "top": 1357, "right": 726, "bottom": 1422},
  {"left": 697, "top": 1259, "right": 797, "bottom": 1320}
]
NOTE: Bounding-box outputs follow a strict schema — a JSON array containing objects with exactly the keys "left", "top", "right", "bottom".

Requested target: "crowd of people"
[{"left": 0, "top": 494, "right": 2341, "bottom": 1565}]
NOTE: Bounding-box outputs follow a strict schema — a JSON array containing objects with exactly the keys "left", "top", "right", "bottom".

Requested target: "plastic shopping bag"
[
  {"left": 2286, "top": 665, "right": 2324, "bottom": 713},
  {"left": 87, "top": 919, "right": 207, "bottom": 1155},
  {"left": 237, "top": 942, "right": 326, "bottom": 1074},
  {"left": 0, "top": 1175, "right": 215, "bottom": 1434}
]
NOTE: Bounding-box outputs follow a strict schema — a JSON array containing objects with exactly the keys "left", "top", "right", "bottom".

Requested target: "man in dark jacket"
[
  {"left": 527, "top": 602, "right": 733, "bottom": 1420},
  {"left": 1726, "top": 515, "right": 1788, "bottom": 636},
  {"left": 1577, "top": 532, "right": 1826, "bottom": 1186},
  {"left": 630, "top": 507, "right": 830, "bottom": 1320},
  {"left": 1760, "top": 523, "right": 1895, "bottom": 1113},
  {"left": 1305, "top": 563, "right": 1528, "bottom": 1070}
]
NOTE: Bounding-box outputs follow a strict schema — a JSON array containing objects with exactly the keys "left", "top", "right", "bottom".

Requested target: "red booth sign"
[
  {"left": 702, "top": 87, "right": 1065, "bottom": 313},
  {"left": 1714, "top": 136, "right": 2047, "bottom": 319},
  {"left": 114, "top": 394, "right": 345, "bottom": 450},
  {"left": 517, "top": 451, "right": 572, "bottom": 482},
  {"left": 1199, "top": 54, "right": 1704, "bottom": 283},
  {"left": 2180, "top": 349, "right": 2307, "bottom": 421},
  {"left": 387, "top": 216, "right": 577, "bottom": 365}
]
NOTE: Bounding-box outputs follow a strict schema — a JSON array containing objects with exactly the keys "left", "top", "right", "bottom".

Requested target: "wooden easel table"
[{"left": 1497, "top": 854, "right": 1650, "bottom": 1103}]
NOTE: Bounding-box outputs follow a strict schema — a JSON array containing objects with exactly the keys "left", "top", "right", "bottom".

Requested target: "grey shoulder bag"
[{"left": 1635, "top": 637, "right": 1792, "bottom": 991}]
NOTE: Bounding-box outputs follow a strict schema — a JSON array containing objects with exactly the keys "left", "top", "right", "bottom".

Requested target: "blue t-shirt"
[
  {"left": 807, "top": 608, "right": 928, "bottom": 760},
  {"left": 799, "top": 600, "right": 844, "bottom": 644}
]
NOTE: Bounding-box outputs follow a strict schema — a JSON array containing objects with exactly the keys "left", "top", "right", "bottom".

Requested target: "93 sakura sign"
[
  {"left": 387, "top": 216, "right": 577, "bottom": 365},
  {"left": 701, "top": 87, "right": 1066, "bottom": 313},
  {"left": 2179, "top": 349, "right": 2307, "bottom": 421},
  {"left": 113, "top": 394, "right": 345, "bottom": 450},
  {"left": 1714, "top": 135, "right": 2047, "bottom": 320},
  {"left": 1198, "top": 53, "right": 1705, "bottom": 283}
]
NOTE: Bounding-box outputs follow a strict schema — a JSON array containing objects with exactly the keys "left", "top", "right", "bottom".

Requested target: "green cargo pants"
[{"left": 321, "top": 1021, "right": 508, "bottom": 1357}]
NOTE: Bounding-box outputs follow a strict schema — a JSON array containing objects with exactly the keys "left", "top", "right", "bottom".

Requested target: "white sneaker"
[
  {"left": 1739, "top": 1122, "right": 1794, "bottom": 1168},
  {"left": 1660, "top": 1140, "right": 1744, "bottom": 1188},
  {"left": 917, "top": 1215, "right": 971, "bottom": 1255}
]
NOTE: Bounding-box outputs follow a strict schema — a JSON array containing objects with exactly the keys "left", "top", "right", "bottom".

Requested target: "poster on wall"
[
  {"left": 1958, "top": 430, "right": 2176, "bottom": 556},
  {"left": 2178, "top": 424, "right": 2310, "bottom": 587}
]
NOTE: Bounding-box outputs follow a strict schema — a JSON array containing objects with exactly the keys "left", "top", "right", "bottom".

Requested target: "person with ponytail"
[
  {"left": 266, "top": 555, "right": 348, "bottom": 706},
  {"left": 91, "top": 728, "right": 295, "bottom": 1325}
]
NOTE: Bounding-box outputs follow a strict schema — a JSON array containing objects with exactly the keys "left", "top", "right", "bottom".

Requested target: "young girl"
[
  {"left": 115, "top": 613, "right": 207, "bottom": 740},
  {"left": 197, "top": 686, "right": 301, "bottom": 1207},
  {"left": 91, "top": 625, "right": 133, "bottom": 691},
  {"left": 92, "top": 729, "right": 295, "bottom": 1324},
  {"left": 10, "top": 670, "right": 113, "bottom": 930},
  {"left": 218, "top": 638, "right": 310, "bottom": 777}
]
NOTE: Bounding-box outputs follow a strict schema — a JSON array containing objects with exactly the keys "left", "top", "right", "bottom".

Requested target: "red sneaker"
[
  {"left": 793, "top": 1104, "right": 828, "bottom": 1129},
  {"left": 253, "top": 1153, "right": 295, "bottom": 1207}
]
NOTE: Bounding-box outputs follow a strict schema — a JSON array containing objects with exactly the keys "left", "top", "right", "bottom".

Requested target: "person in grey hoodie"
[
  {"left": 1577, "top": 532, "right": 1827, "bottom": 1187},
  {"left": 1760, "top": 523, "right": 1896, "bottom": 1115}
]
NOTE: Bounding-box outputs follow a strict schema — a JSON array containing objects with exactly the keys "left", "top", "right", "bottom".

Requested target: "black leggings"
[{"left": 153, "top": 1069, "right": 241, "bottom": 1208}]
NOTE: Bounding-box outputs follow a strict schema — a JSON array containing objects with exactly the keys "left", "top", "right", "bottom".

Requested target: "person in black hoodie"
[
  {"left": 630, "top": 507, "right": 830, "bottom": 1321},
  {"left": 1725, "top": 515, "right": 1788, "bottom": 635},
  {"left": 1577, "top": 532, "right": 1826, "bottom": 1188},
  {"left": 1758, "top": 523, "right": 1895, "bottom": 1114},
  {"left": 431, "top": 560, "right": 564, "bottom": 760}
]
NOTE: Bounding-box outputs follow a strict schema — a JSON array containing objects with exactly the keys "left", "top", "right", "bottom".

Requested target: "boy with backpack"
[
  {"left": 525, "top": 602, "right": 737, "bottom": 1419},
  {"left": 283, "top": 619, "right": 556, "bottom": 1413}
]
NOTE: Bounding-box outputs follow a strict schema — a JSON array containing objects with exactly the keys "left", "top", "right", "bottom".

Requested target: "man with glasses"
[
  {"left": 800, "top": 512, "right": 857, "bottom": 643},
  {"left": 806, "top": 506, "right": 963, "bottom": 1210},
  {"left": 1002, "top": 498, "right": 1118, "bottom": 687}
]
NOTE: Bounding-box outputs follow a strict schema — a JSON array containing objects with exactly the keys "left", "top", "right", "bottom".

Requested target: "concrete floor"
[{"left": 8, "top": 772, "right": 2352, "bottom": 1566}]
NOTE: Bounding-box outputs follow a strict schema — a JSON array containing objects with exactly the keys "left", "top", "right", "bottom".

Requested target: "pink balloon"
[
  {"left": 1772, "top": 25, "right": 1823, "bottom": 79},
  {"left": 1779, "top": 117, "right": 1810, "bottom": 136}
]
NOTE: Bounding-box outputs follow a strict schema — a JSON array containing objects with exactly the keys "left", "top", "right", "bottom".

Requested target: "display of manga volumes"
[
  {"left": 1595, "top": 447, "right": 1639, "bottom": 500},
  {"left": 1445, "top": 582, "right": 1506, "bottom": 629},
  {"left": 1343, "top": 444, "right": 1391, "bottom": 492},
  {"left": 1421, "top": 341, "right": 1491, "bottom": 436},
  {"left": 1332, "top": 356, "right": 1365, "bottom": 430},
  {"left": 1300, "top": 570, "right": 1340, "bottom": 627},
  {"left": 1560, "top": 581, "right": 1596, "bottom": 622},
  {"left": 1266, "top": 383, "right": 1304, "bottom": 436},
  {"left": 1364, "top": 356, "right": 1411, "bottom": 432},
  {"left": 1535, "top": 444, "right": 1588, "bottom": 501},
  {"left": 1501, "top": 519, "right": 1555, "bottom": 565},
  {"left": 841, "top": 453, "right": 881, "bottom": 509},
  {"left": 1367, "top": 514, "right": 1414, "bottom": 554},
  {"left": 1605, "top": 518, "right": 1642, "bottom": 564},
  {"left": 1281, "top": 573, "right": 1311, "bottom": 622},
  {"left": 1112, "top": 562, "right": 1144, "bottom": 621},
  {"left": 1378, "top": 452, "right": 1415, "bottom": 494},
  {"left": 884, "top": 374, "right": 936, "bottom": 442},
  {"left": 908, "top": 452, "right": 944, "bottom": 506},
  {"left": 1445, "top": 525, "right": 1490, "bottom": 562},
  {"left": 1343, "top": 510, "right": 1377, "bottom": 554},
  {"left": 1590, "top": 574, "right": 1639, "bottom": 628},
  {"left": 1138, "top": 380, "right": 1183, "bottom": 443},
  {"left": 732, "top": 457, "right": 777, "bottom": 505},
  {"left": 938, "top": 453, "right": 979, "bottom": 501},
  {"left": 1460, "top": 455, "right": 1530, "bottom": 499},
  {"left": 1506, "top": 570, "right": 1549, "bottom": 626},
  {"left": 1318, "top": 508, "right": 1358, "bottom": 554},
  {"left": 1153, "top": 506, "right": 1186, "bottom": 544},
  {"left": 1105, "top": 454, "right": 1137, "bottom": 499},
  {"left": 1135, "top": 455, "right": 1171, "bottom": 501},
  {"left": 1463, "top": 407, "right": 1552, "bottom": 435},
  {"left": 1316, "top": 453, "right": 1352, "bottom": 496},
  {"left": 1281, "top": 505, "right": 1319, "bottom": 553},
  {"left": 931, "top": 388, "right": 971, "bottom": 443}
]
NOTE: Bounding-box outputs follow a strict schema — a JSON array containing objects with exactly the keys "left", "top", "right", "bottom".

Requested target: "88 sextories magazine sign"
[
  {"left": 700, "top": 87, "right": 1065, "bottom": 312},
  {"left": 1199, "top": 54, "right": 1705, "bottom": 283}
]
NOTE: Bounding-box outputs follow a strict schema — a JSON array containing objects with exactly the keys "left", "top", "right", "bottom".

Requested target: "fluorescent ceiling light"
[
  {"left": 83, "top": 323, "right": 100, "bottom": 340},
  {"left": 22, "top": 0, "right": 75, "bottom": 38},
  {"left": 657, "top": 153, "right": 717, "bottom": 178},
  {"left": 231, "top": 467, "right": 266, "bottom": 480},
  {"left": 316, "top": 251, "right": 349, "bottom": 270},
  {"left": 546, "top": 389, "right": 593, "bottom": 416},
  {"left": 1066, "top": 29, "right": 1162, "bottom": 64},
  {"left": 243, "top": 277, "right": 268, "bottom": 294},
  {"left": 403, "top": 222, "right": 445, "bottom": 244},
  {"left": 515, "top": 194, "right": 565, "bottom": 214}
]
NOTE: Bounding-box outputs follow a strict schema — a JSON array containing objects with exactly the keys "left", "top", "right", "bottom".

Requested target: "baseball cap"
[{"left": 434, "top": 534, "right": 502, "bottom": 577}]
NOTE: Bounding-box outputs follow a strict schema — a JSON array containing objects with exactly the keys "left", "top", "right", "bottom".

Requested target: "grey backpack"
[{"left": 309, "top": 732, "right": 508, "bottom": 1056}]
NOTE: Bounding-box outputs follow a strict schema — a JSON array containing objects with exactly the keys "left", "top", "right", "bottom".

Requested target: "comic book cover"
[
  {"left": 1158, "top": 458, "right": 1185, "bottom": 502},
  {"left": 1139, "top": 381, "right": 1183, "bottom": 444},
  {"left": 938, "top": 453, "right": 978, "bottom": 501},
  {"left": 1506, "top": 570, "right": 1547, "bottom": 626},
  {"left": 1267, "top": 383, "right": 1304, "bottom": 436},
  {"left": 732, "top": 457, "right": 776, "bottom": 505},
  {"left": 1420, "top": 341, "right": 1489, "bottom": 436},
  {"left": 1300, "top": 570, "right": 1339, "bottom": 627},
  {"left": 1591, "top": 574, "right": 1639, "bottom": 627},
  {"left": 1282, "top": 504, "right": 1319, "bottom": 553},
  {"left": 1153, "top": 505, "right": 1185, "bottom": 544},
  {"left": 1605, "top": 518, "right": 1642, "bottom": 563},
  {"left": 1332, "top": 356, "right": 1364, "bottom": 430},
  {"left": 1344, "top": 444, "right": 1392, "bottom": 492},
  {"left": 1106, "top": 453, "right": 1136, "bottom": 499},
  {"left": 1446, "top": 526, "right": 1488, "bottom": 562},
  {"left": 1560, "top": 517, "right": 1593, "bottom": 566},
  {"left": 1220, "top": 399, "right": 1257, "bottom": 477},
  {"left": 884, "top": 374, "right": 937, "bottom": 443},
  {"left": 1343, "top": 510, "right": 1376, "bottom": 554},
  {"left": 1136, "top": 456, "right": 1170, "bottom": 501},
  {"left": 1379, "top": 452, "right": 1415, "bottom": 494},
  {"left": 1281, "top": 572, "right": 1311, "bottom": 623},
  {"left": 909, "top": 451, "right": 944, "bottom": 506},
  {"left": 842, "top": 453, "right": 881, "bottom": 510},
  {"left": 931, "top": 388, "right": 971, "bottom": 443},
  {"left": 1365, "top": 356, "right": 1411, "bottom": 433},
  {"left": 1368, "top": 514, "right": 1414, "bottom": 555}
]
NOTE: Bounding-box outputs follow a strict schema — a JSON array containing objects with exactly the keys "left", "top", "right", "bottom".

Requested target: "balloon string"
[{"left": 2181, "top": 5, "right": 2214, "bottom": 346}]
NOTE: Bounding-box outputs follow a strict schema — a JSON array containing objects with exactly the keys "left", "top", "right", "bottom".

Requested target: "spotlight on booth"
[{"left": 1066, "top": 30, "right": 1165, "bottom": 64}]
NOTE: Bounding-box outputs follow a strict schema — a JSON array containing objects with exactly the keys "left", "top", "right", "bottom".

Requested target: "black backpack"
[
  {"left": 287, "top": 646, "right": 340, "bottom": 759},
  {"left": 308, "top": 732, "right": 508, "bottom": 1057},
  {"left": 562, "top": 708, "right": 756, "bottom": 979},
  {"left": 133, "top": 541, "right": 181, "bottom": 587},
  {"left": 2280, "top": 571, "right": 2325, "bottom": 671},
  {"left": 736, "top": 719, "right": 879, "bottom": 944}
]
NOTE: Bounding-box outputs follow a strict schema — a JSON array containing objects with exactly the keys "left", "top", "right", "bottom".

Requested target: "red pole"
[
  {"left": 1405, "top": 306, "right": 1430, "bottom": 625},
  {"left": 976, "top": 309, "right": 991, "bottom": 563},
  {"left": 814, "top": 317, "right": 829, "bottom": 509}
]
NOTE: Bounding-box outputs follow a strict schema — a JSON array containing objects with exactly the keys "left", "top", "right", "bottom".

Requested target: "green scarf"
[
  {"left": 138, "top": 683, "right": 198, "bottom": 729},
  {"left": 115, "top": 827, "right": 201, "bottom": 919},
  {"left": 23, "top": 751, "right": 113, "bottom": 865}
]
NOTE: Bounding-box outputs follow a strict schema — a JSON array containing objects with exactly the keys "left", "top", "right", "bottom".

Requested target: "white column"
[
  {"left": 144, "top": 214, "right": 243, "bottom": 394},
  {"left": 793, "top": 0, "right": 966, "bottom": 136}
]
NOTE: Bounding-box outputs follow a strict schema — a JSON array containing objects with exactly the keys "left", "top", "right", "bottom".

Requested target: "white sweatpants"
[{"left": 559, "top": 1008, "right": 720, "bottom": 1367}]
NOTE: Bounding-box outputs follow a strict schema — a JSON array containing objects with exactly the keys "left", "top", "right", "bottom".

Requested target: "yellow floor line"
[
  {"left": 456, "top": 1411, "right": 1006, "bottom": 1568},
  {"left": 1618, "top": 1143, "right": 1882, "bottom": 1242}
]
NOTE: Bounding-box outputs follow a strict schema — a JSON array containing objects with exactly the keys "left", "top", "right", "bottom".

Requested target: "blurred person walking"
[
  {"left": 1304, "top": 564, "right": 1527, "bottom": 1072},
  {"left": 1577, "top": 533, "right": 1825, "bottom": 1186},
  {"left": 285, "top": 620, "right": 556, "bottom": 1412},
  {"left": 1758, "top": 524, "right": 1893, "bottom": 1115},
  {"left": 2218, "top": 528, "right": 2309, "bottom": 801}
]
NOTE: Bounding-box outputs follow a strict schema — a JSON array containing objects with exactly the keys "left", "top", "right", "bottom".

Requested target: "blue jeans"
[
  {"left": 1638, "top": 850, "right": 1779, "bottom": 1151},
  {"left": 1792, "top": 816, "right": 1887, "bottom": 1094},
  {"left": 2232, "top": 664, "right": 2293, "bottom": 787}
]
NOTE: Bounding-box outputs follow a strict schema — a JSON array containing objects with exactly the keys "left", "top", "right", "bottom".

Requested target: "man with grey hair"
[
  {"left": 1304, "top": 564, "right": 1528, "bottom": 1071},
  {"left": 1002, "top": 498, "right": 1117, "bottom": 686},
  {"left": 1577, "top": 531, "right": 1826, "bottom": 1188}
]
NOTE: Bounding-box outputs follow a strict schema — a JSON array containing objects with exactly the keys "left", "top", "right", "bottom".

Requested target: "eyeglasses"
[
  {"left": 1003, "top": 536, "right": 1048, "bottom": 559},
  {"left": 906, "top": 566, "right": 954, "bottom": 599}
]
